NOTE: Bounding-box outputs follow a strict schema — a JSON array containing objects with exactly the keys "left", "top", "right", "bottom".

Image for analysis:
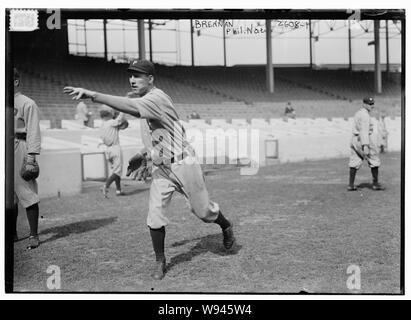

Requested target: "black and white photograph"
[{"left": 3, "top": 6, "right": 405, "bottom": 297}]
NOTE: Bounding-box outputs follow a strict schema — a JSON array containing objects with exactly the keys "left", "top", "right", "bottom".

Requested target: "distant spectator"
[
  {"left": 187, "top": 111, "right": 201, "bottom": 120},
  {"left": 284, "top": 102, "right": 296, "bottom": 119},
  {"left": 75, "top": 101, "right": 93, "bottom": 127}
]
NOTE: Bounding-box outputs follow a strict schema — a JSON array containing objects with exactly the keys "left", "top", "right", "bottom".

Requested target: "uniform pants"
[
  {"left": 106, "top": 144, "right": 123, "bottom": 176},
  {"left": 349, "top": 135, "right": 381, "bottom": 169},
  {"left": 147, "top": 155, "right": 220, "bottom": 229},
  {"left": 14, "top": 139, "right": 39, "bottom": 208}
]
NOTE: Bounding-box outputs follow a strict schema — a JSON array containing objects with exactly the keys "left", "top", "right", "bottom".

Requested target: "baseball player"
[
  {"left": 64, "top": 59, "right": 235, "bottom": 280},
  {"left": 348, "top": 97, "right": 383, "bottom": 191},
  {"left": 376, "top": 110, "right": 388, "bottom": 153},
  {"left": 13, "top": 68, "right": 42, "bottom": 249},
  {"left": 75, "top": 101, "right": 92, "bottom": 127},
  {"left": 98, "top": 105, "right": 127, "bottom": 197}
]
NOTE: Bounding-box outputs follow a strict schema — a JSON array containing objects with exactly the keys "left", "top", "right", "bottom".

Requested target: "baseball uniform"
[
  {"left": 100, "top": 111, "right": 126, "bottom": 176},
  {"left": 376, "top": 115, "right": 388, "bottom": 152},
  {"left": 129, "top": 87, "right": 220, "bottom": 228},
  {"left": 75, "top": 101, "right": 90, "bottom": 125},
  {"left": 14, "top": 92, "right": 41, "bottom": 208},
  {"left": 63, "top": 59, "right": 235, "bottom": 280},
  {"left": 349, "top": 107, "right": 381, "bottom": 169}
]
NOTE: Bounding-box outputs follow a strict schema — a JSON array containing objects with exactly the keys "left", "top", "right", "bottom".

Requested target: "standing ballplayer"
[
  {"left": 347, "top": 97, "right": 383, "bottom": 191},
  {"left": 98, "top": 105, "right": 128, "bottom": 197},
  {"left": 13, "top": 68, "right": 42, "bottom": 249},
  {"left": 63, "top": 59, "right": 235, "bottom": 280}
]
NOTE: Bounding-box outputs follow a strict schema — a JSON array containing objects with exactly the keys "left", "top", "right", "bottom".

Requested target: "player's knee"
[{"left": 193, "top": 206, "right": 219, "bottom": 223}]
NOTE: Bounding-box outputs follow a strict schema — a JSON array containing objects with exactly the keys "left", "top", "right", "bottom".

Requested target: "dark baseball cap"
[
  {"left": 363, "top": 97, "right": 375, "bottom": 105},
  {"left": 127, "top": 59, "right": 155, "bottom": 75}
]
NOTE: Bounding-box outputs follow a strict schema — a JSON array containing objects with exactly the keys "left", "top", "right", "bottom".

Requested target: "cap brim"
[{"left": 127, "top": 67, "right": 149, "bottom": 74}]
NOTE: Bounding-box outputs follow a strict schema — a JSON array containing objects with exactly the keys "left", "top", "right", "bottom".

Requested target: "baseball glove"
[
  {"left": 21, "top": 155, "right": 40, "bottom": 181},
  {"left": 118, "top": 119, "right": 129, "bottom": 130},
  {"left": 126, "top": 149, "right": 151, "bottom": 181}
]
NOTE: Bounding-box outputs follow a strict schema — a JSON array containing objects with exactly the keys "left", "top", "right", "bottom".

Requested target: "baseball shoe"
[
  {"left": 222, "top": 223, "right": 235, "bottom": 250},
  {"left": 151, "top": 260, "right": 166, "bottom": 280},
  {"left": 347, "top": 185, "right": 357, "bottom": 191},
  {"left": 372, "top": 183, "right": 384, "bottom": 191},
  {"left": 115, "top": 190, "right": 125, "bottom": 196},
  {"left": 27, "top": 235, "right": 39, "bottom": 250},
  {"left": 100, "top": 186, "right": 109, "bottom": 198}
]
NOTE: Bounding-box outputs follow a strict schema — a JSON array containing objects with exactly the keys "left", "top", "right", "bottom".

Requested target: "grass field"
[{"left": 13, "top": 152, "right": 402, "bottom": 294}]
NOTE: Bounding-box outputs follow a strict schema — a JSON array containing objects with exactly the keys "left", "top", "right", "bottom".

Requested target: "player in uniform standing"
[
  {"left": 347, "top": 97, "right": 383, "bottom": 191},
  {"left": 98, "top": 105, "right": 128, "bottom": 197},
  {"left": 64, "top": 59, "right": 235, "bottom": 280},
  {"left": 13, "top": 68, "right": 42, "bottom": 249}
]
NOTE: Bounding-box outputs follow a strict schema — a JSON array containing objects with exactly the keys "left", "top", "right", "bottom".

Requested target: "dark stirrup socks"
[
  {"left": 371, "top": 167, "right": 379, "bottom": 184},
  {"left": 214, "top": 211, "right": 231, "bottom": 230},
  {"left": 26, "top": 203, "right": 39, "bottom": 237},
  {"left": 105, "top": 173, "right": 118, "bottom": 189},
  {"left": 114, "top": 175, "right": 121, "bottom": 191},
  {"left": 149, "top": 226, "right": 166, "bottom": 261},
  {"left": 349, "top": 167, "right": 357, "bottom": 187}
]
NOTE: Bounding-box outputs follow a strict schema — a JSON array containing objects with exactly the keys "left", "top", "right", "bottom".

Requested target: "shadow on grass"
[
  {"left": 167, "top": 233, "right": 242, "bottom": 271},
  {"left": 122, "top": 186, "right": 150, "bottom": 196},
  {"left": 39, "top": 217, "right": 117, "bottom": 244},
  {"left": 357, "top": 182, "right": 374, "bottom": 190}
]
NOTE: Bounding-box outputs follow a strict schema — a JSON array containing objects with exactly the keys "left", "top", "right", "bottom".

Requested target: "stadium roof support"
[
  {"left": 103, "top": 19, "right": 108, "bottom": 61},
  {"left": 223, "top": 21, "right": 227, "bottom": 67},
  {"left": 309, "top": 19, "right": 313, "bottom": 69},
  {"left": 386, "top": 20, "right": 390, "bottom": 72},
  {"left": 266, "top": 19, "right": 274, "bottom": 93},
  {"left": 374, "top": 20, "right": 382, "bottom": 94},
  {"left": 190, "top": 19, "right": 195, "bottom": 66},
  {"left": 149, "top": 19, "right": 153, "bottom": 62},
  {"left": 138, "top": 19, "right": 146, "bottom": 59},
  {"left": 348, "top": 22, "right": 352, "bottom": 72}
]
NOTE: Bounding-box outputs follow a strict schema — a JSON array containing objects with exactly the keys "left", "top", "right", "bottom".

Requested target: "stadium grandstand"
[
  {"left": 5, "top": 8, "right": 404, "bottom": 209},
  {"left": 11, "top": 10, "right": 402, "bottom": 126},
  {"left": 14, "top": 55, "right": 401, "bottom": 124}
]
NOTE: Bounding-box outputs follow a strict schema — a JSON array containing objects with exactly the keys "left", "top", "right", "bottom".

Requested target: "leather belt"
[{"left": 15, "top": 132, "right": 27, "bottom": 140}]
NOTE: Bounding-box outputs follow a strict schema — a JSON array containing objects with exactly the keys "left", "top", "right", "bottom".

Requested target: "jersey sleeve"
[
  {"left": 358, "top": 111, "right": 370, "bottom": 146},
  {"left": 131, "top": 94, "right": 163, "bottom": 121},
  {"left": 25, "top": 100, "right": 41, "bottom": 154}
]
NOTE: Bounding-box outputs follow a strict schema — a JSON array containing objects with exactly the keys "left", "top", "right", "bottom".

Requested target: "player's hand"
[
  {"left": 362, "top": 145, "right": 370, "bottom": 156},
  {"left": 63, "top": 86, "right": 96, "bottom": 100}
]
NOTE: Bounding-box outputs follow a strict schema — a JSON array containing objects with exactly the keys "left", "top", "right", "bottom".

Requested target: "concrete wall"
[
  {"left": 37, "top": 149, "right": 82, "bottom": 198},
  {"left": 36, "top": 116, "right": 401, "bottom": 198}
]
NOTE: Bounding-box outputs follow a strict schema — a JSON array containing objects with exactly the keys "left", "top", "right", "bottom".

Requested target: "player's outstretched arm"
[{"left": 63, "top": 86, "right": 141, "bottom": 117}]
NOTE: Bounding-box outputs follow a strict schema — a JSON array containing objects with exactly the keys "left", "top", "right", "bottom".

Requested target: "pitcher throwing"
[{"left": 63, "top": 59, "right": 235, "bottom": 280}]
